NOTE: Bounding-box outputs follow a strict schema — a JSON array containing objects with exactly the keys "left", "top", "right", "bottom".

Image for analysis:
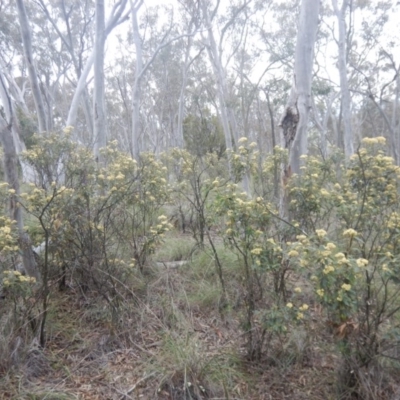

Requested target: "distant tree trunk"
[
  {"left": 93, "top": 0, "right": 107, "bottom": 160},
  {"left": 265, "top": 91, "right": 279, "bottom": 201},
  {"left": 280, "top": 0, "right": 320, "bottom": 175},
  {"left": 392, "top": 73, "right": 400, "bottom": 164},
  {"left": 332, "top": 0, "right": 353, "bottom": 157},
  {"left": 201, "top": 2, "right": 234, "bottom": 154},
  {"left": 129, "top": 0, "right": 186, "bottom": 157},
  {"left": 130, "top": 0, "right": 144, "bottom": 159},
  {"left": 176, "top": 48, "right": 190, "bottom": 148},
  {"left": 176, "top": 29, "right": 200, "bottom": 149},
  {"left": 0, "top": 72, "right": 40, "bottom": 281},
  {"left": 67, "top": 51, "right": 95, "bottom": 130},
  {"left": 369, "top": 95, "right": 399, "bottom": 164},
  {"left": 16, "top": 0, "right": 48, "bottom": 133},
  {"left": 311, "top": 93, "right": 338, "bottom": 158}
]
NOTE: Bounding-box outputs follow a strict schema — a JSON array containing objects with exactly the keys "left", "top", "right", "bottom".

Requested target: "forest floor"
[{"left": 0, "top": 233, "right": 379, "bottom": 399}]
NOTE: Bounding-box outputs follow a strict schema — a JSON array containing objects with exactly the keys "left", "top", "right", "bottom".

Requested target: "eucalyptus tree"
[
  {"left": 66, "top": 0, "right": 129, "bottom": 147},
  {"left": 280, "top": 0, "right": 320, "bottom": 175},
  {"left": 0, "top": 71, "right": 40, "bottom": 280},
  {"left": 35, "top": 0, "right": 96, "bottom": 138}
]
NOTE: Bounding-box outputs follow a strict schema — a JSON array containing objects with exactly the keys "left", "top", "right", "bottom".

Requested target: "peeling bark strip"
[{"left": 280, "top": 104, "right": 299, "bottom": 150}]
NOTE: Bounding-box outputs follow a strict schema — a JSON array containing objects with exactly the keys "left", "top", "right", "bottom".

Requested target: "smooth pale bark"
[
  {"left": 332, "top": 0, "right": 353, "bottom": 157},
  {"left": 176, "top": 38, "right": 192, "bottom": 148},
  {"left": 392, "top": 73, "right": 400, "bottom": 164},
  {"left": 0, "top": 67, "right": 35, "bottom": 182},
  {"left": 67, "top": 51, "right": 95, "bottom": 128},
  {"left": 16, "top": 0, "right": 48, "bottom": 133},
  {"left": 93, "top": 0, "right": 107, "bottom": 159},
  {"left": 265, "top": 91, "right": 279, "bottom": 201},
  {"left": 130, "top": 0, "right": 144, "bottom": 159},
  {"left": 0, "top": 73, "right": 40, "bottom": 280},
  {"left": 280, "top": 0, "right": 320, "bottom": 175}
]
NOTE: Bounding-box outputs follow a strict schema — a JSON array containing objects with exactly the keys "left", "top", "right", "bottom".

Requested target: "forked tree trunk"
[{"left": 66, "top": 0, "right": 128, "bottom": 135}]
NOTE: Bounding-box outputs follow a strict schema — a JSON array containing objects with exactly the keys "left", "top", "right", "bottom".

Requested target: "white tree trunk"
[
  {"left": 311, "top": 93, "right": 338, "bottom": 158},
  {"left": 66, "top": 0, "right": 128, "bottom": 133},
  {"left": 391, "top": 73, "right": 399, "bottom": 164},
  {"left": 93, "top": 0, "right": 107, "bottom": 159},
  {"left": 66, "top": 51, "right": 95, "bottom": 129},
  {"left": 280, "top": 0, "right": 320, "bottom": 175},
  {"left": 16, "top": 0, "right": 48, "bottom": 133},
  {"left": 176, "top": 33, "right": 196, "bottom": 149},
  {"left": 0, "top": 65, "right": 35, "bottom": 182},
  {"left": 130, "top": 0, "right": 144, "bottom": 159},
  {"left": 0, "top": 73, "right": 40, "bottom": 280},
  {"left": 201, "top": 2, "right": 234, "bottom": 153},
  {"left": 332, "top": 0, "right": 354, "bottom": 157}
]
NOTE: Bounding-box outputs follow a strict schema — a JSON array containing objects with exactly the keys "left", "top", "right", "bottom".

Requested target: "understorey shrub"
[
  {"left": 287, "top": 137, "right": 400, "bottom": 398},
  {"left": 19, "top": 132, "right": 171, "bottom": 334}
]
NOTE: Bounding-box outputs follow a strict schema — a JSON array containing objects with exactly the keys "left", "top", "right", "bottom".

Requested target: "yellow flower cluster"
[
  {"left": 325, "top": 242, "right": 336, "bottom": 250},
  {"left": 323, "top": 265, "right": 335, "bottom": 274},
  {"left": 315, "top": 229, "right": 327, "bottom": 238},
  {"left": 341, "top": 283, "right": 351, "bottom": 291},
  {"left": 299, "top": 304, "right": 309, "bottom": 311},
  {"left": 361, "top": 136, "right": 386, "bottom": 145},
  {"left": 356, "top": 258, "right": 368, "bottom": 267},
  {"left": 2, "top": 270, "right": 36, "bottom": 287},
  {"left": 335, "top": 252, "right": 348, "bottom": 264},
  {"left": 343, "top": 229, "right": 357, "bottom": 238},
  {"left": 288, "top": 250, "right": 299, "bottom": 258},
  {"left": 251, "top": 248, "right": 263, "bottom": 255}
]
